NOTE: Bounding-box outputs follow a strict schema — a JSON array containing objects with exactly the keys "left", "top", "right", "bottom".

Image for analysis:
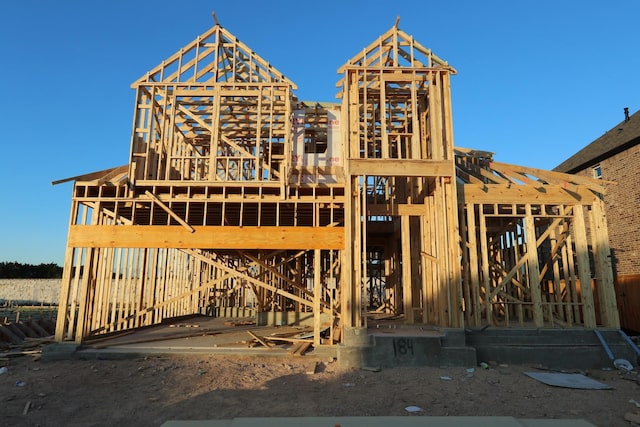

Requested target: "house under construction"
[{"left": 53, "top": 18, "right": 620, "bottom": 348}]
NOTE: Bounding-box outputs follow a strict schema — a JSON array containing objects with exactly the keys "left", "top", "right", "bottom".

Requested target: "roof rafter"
[{"left": 133, "top": 24, "right": 296, "bottom": 89}]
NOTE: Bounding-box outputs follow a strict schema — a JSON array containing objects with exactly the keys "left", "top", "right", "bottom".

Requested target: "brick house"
[{"left": 555, "top": 108, "right": 640, "bottom": 331}]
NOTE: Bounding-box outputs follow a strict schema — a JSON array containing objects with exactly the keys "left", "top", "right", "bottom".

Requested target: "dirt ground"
[{"left": 1, "top": 351, "right": 640, "bottom": 427}]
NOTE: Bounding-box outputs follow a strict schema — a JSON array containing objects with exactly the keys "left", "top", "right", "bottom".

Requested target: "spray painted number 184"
[{"left": 392, "top": 338, "right": 414, "bottom": 357}]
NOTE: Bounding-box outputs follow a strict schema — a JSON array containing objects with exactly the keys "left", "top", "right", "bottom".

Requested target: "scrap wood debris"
[
  {"left": 288, "top": 341, "right": 312, "bottom": 356},
  {"left": 223, "top": 319, "right": 256, "bottom": 327},
  {"left": 246, "top": 330, "right": 313, "bottom": 355}
]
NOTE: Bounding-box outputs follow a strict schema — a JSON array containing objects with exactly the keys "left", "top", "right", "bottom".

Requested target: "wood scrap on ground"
[
  {"left": 246, "top": 330, "right": 314, "bottom": 354},
  {"left": 223, "top": 320, "right": 256, "bottom": 326},
  {"left": 306, "top": 361, "right": 320, "bottom": 374},
  {"left": 287, "top": 341, "right": 313, "bottom": 356},
  {"left": 246, "top": 330, "right": 274, "bottom": 349}
]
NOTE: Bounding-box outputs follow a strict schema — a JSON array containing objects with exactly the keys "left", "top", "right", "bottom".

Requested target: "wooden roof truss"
[{"left": 129, "top": 24, "right": 295, "bottom": 186}]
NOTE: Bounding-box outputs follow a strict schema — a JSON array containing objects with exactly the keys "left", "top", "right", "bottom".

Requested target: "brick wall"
[{"left": 575, "top": 143, "right": 640, "bottom": 276}]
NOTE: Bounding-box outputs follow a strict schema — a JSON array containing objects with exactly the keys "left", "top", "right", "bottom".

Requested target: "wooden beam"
[
  {"left": 52, "top": 165, "right": 129, "bottom": 186},
  {"left": 524, "top": 204, "right": 544, "bottom": 327},
  {"left": 490, "top": 161, "right": 611, "bottom": 194},
  {"left": 68, "top": 225, "right": 344, "bottom": 249},
  {"left": 401, "top": 215, "right": 413, "bottom": 323},
  {"left": 313, "top": 249, "right": 322, "bottom": 346},
  {"left": 572, "top": 205, "right": 596, "bottom": 327},
  {"left": 590, "top": 198, "right": 619, "bottom": 328},
  {"left": 458, "top": 184, "right": 599, "bottom": 205},
  {"left": 145, "top": 191, "right": 195, "bottom": 233},
  {"left": 348, "top": 159, "right": 454, "bottom": 177},
  {"left": 367, "top": 203, "right": 426, "bottom": 216}
]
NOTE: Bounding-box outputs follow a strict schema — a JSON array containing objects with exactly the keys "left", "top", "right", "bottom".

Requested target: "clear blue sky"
[{"left": 1, "top": 1, "right": 639, "bottom": 265}]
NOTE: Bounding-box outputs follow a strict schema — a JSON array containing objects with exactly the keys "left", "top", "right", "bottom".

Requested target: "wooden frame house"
[{"left": 54, "top": 19, "right": 620, "bottom": 346}]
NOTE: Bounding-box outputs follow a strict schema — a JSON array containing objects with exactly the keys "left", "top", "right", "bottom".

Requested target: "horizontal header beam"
[
  {"left": 68, "top": 225, "right": 344, "bottom": 250},
  {"left": 457, "top": 184, "right": 599, "bottom": 205},
  {"left": 348, "top": 159, "right": 454, "bottom": 177}
]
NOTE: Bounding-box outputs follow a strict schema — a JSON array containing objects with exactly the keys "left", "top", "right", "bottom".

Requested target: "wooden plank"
[
  {"left": 430, "top": 73, "right": 444, "bottom": 160},
  {"left": 478, "top": 207, "right": 491, "bottom": 325},
  {"left": 52, "top": 165, "right": 129, "bottom": 186},
  {"left": 288, "top": 342, "right": 304, "bottom": 355},
  {"left": 246, "top": 330, "right": 273, "bottom": 349},
  {"left": 573, "top": 205, "right": 596, "bottom": 327},
  {"left": 183, "top": 249, "right": 315, "bottom": 309},
  {"left": 444, "top": 179, "right": 463, "bottom": 327},
  {"left": 293, "top": 341, "right": 312, "bottom": 356},
  {"left": 313, "top": 249, "right": 322, "bottom": 346},
  {"left": 590, "top": 198, "right": 619, "bottom": 328},
  {"left": 465, "top": 205, "right": 481, "bottom": 326},
  {"left": 524, "top": 204, "right": 544, "bottom": 327},
  {"left": 458, "top": 184, "right": 599, "bottom": 205},
  {"left": 433, "top": 181, "right": 448, "bottom": 326},
  {"left": 145, "top": 191, "right": 195, "bottom": 233},
  {"left": 68, "top": 225, "right": 344, "bottom": 250},
  {"left": 420, "top": 211, "right": 432, "bottom": 324},
  {"left": 366, "top": 204, "right": 427, "bottom": 216},
  {"left": 490, "top": 161, "right": 610, "bottom": 194},
  {"left": 348, "top": 159, "right": 454, "bottom": 177},
  {"left": 306, "top": 361, "right": 320, "bottom": 374},
  {"left": 401, "top": 215, "right": 413, "bottom": 323},
  {"left": 54, "top": 246, "right": 75, "bottom": 341}
]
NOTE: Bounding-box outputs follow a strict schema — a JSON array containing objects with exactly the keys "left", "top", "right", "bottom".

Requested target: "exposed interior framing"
[{"left": 54, "top": 19, "right": 620, "bottom": 346}]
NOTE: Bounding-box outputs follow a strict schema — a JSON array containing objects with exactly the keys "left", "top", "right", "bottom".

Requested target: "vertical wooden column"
[
  {"left": 524, "top": 204, "right": 544, "bottom": 327},
  {"left": 441, "top": 71, "right": 455, "bottom": 159},
  {"left": 410, "top": 78, "right": 420, "bottom": 159},
  {"left": 385, "top": 236, "right": 399, "bottom": 314},
  {"left": 361, "top": 176, "right": 368, "bottom": 328},
  {"left": 458, "top": 205, "right": 470, "bottom": 325},
  {"left": 420, "top": 209, "right": 431, "bottom": 324},
  {"left": 410, "top": 216, "right": 422, "bottom": 321},
  {"left": 209, "top": 85, "right": 221, "bottom": 181},
  {"left": 401, "top": 215, "right": 413, "bottom": 322},
  {"left": 573, "top": 204, "right": 596, "bottom": 327},
  {"left": 74, "top": 247, "right": 95, "bottom": 342},
  {"left": 466, "top": 204, "right": 481, "bottom": 326},
  {"left": 313, "top": 249, "right": 322, "bottom": 346},
  {"left": 353, "top": 177, "right": 363, "bottom": 327},
  {"left": 380, "top": 79, "right": 388, "bottom": 158},
  {"left": 590, "top": 198, "right": 620, "bottom": 328},
  {"left": 478, "top": 206, "right": 491, "bottom": 325},
  {"left": 444, "top": 178, "right": 463, "bottom": 327},
  {"left": 282, "top": 86, "right": 293, "bottom": 193},
  {"left": 55, "top": 247, "right": 75, "bottom": 341},
  {"left": 342, "top": 68, "right": 362, "bottom": 328},
  {"left": 434, "top": 181, "right": 450, "bottom": 326}
]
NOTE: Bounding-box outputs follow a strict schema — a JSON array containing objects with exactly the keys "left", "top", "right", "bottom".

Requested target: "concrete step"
[
  {"left": 465, "top": 328, "right": 639, "bottom": 370},
  {"left": 339, "top": 327, "right": 476, "bottom": 368}
]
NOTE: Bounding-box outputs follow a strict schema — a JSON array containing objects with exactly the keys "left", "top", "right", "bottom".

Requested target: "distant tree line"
[{"left": 0, "top": 262, "right": 63, "bottom": 278}]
